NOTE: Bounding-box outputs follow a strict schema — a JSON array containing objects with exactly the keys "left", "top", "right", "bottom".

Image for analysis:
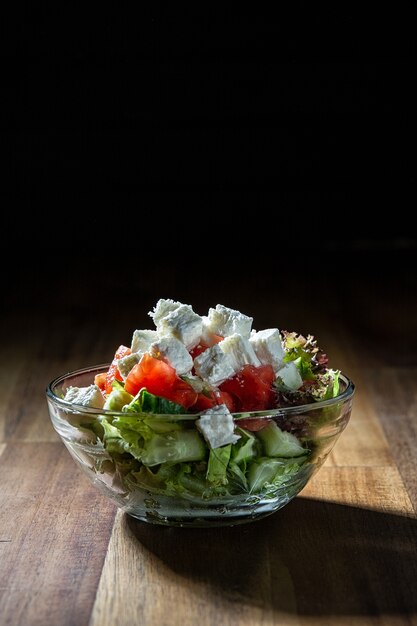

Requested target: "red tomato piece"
[
  {"left": 216, "top": 391, "right": 236, "bottom": 413},
  {"left": 105, "top": 345, "right": 132, "bottom": 395},
  {"left": 220, "top": 364, "right": 275, "bottom": 412},
  {"left": 94, "top": 372, "right": 107, "bottom": 392},
  {"left": 192, "top": 389, "right": 236, "bottom": 413},
  {"left": 125, "top": 353, "right": 176, "bottom": 396},
  {"left": 169, "top": 378, "right": 199, "bottom": 409},
  {"left": 189, "top": 344, "right": 207, "bottom": 360},
  {"left": 193, "top": 392, "right": 217, "bottom": 412},
  {"left": 125, "top": 353, "right": 198, "bottom": 409}
]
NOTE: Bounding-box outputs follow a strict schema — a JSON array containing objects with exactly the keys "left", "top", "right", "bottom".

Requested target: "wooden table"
[{"left": 1, "top": 253, "right": 416, "bottom": 626}]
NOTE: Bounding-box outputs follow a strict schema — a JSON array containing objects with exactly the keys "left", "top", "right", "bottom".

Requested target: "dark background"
[{"left": 3, "top": 6, "right": 415, "bottom": 331}]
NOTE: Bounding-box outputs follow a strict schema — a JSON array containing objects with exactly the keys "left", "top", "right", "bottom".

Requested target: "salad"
[{"left": 62, "top": 300, "right": 342, "bottom": 501}]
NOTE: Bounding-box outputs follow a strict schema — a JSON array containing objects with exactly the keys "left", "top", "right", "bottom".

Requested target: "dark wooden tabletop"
[{"left": 1, "top": 245, "right": 416, "bottom": 626}]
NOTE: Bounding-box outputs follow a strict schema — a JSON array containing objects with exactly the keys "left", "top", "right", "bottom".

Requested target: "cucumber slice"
[
  {"left": 141, "top": 430, "right": 206, "bottom": 466},
  {"left": 207, "top": 445, "right": 232, "bottom": 485},
  {"left": 256, "top": 421, "right": 305, "bottom": 457},
  {"left": 103, "top": 388, "right": 134, "bottom": 411}
]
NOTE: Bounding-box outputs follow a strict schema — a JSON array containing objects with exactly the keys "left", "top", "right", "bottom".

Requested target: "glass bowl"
[{"left": 46, "top": 365, "right": 354, "bottom": 527}]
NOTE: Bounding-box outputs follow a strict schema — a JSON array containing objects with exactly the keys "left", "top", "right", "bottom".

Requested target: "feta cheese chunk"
[
  {"left": 249, "top": 328, "right": 285, "bottom": 372},
  {"left": 131, "top": 329, "right": 159, "bottom": 353},
  {"left": 193, "top": 344, "right": 236, "bottom": 386},
  {"left": 148, "top": 299, "right": 182, "bottom": 325},
  {"left": 196, "top": 404, "right": 240, "bottom": 449},
  {"left": 118, "top": 352, "right": 141, "bottom": 380},
  {"left": 150, "top": 336, "right": 193, "bottom": 375},
  {"left": 204, "top": 304, "right": 253, "bottom": 338},
  {"left": 64, "top": 384, "right": 104, "bottom": 409},
  {"left": 276, "top": 361, "right": 303, "bottom": 390},
  {"left": 200, "top": 319, "right": 223, "bottom": 346},
  {"left": 157, "top": 304, "right": 203, "bottom": 350},
  {"left": 219, "top": 333, "right": 261, "bottom": 371}
]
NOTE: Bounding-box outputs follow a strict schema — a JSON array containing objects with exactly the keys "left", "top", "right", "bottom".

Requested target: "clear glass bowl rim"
[{"left": 46, "top": 363, "right": 355, "bottom": 421}]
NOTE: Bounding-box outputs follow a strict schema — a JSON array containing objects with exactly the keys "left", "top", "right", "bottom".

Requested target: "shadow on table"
[{"left": 126, "top": 497, "right": 417, "bottom": 616}]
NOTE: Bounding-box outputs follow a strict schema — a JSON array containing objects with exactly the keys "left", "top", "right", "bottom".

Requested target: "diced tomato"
[
  {"left": 169, "top": 378, "right": 199, "bottom": 409},
  {"left": 105, "top": 345, "right": 132, "bottom": 395},
  {"left": 125, "top": 353, "right": 176, "bottom": 396},
  {"left": 94, "top": 372, "right": 107, "bottom": 391},
  {"left": 193, "top": 392, "right": 217, "bottom": 412},
  {"left": 192, "top": 389, "right": 236, "bottom": 413},
  {"left": 125, "top": 353, "right": 198, "bottom": 409},
  {"left": 220, "top": 364, "right": 276, "bottom": 412},
  {"left": 217, "top": 391, "right": 236, "bottom": 413},
  {"left": 190, "top": 344, "right": 207, "bottom": 360}
]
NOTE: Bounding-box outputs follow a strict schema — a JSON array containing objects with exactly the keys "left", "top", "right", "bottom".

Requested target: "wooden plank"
[
  {"left": 364, "top": 368, "right": 417, "bottom": 515},
  {"left": 0, "top": 359, "right": 61, "bottom": 443},
  {"left": 0, "top": 442, "right": 117, "bottom": 626},
  {"left": 325, "top": 381, "right": 393, "bottom": 467},
  {"left": 90, "top": 466, "right": 417, "bottom": 626},
  {"left": 0, "top": 351, "right": 28, "bottom": 443},
  {"left": 0, "top": 323, "right": 64, "bottom": 443},
  {"left": 301, "top": 466, "right": 415, "bottom": 515}
]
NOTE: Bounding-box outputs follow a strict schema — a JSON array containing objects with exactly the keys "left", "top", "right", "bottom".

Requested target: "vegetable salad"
[{"left": 62, "top": 300, "right": 341, "bottom": 500}]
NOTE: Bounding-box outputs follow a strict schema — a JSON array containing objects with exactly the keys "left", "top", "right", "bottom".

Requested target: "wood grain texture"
[
  {"left": 0, "top": 443, "right": 117, "bottom": 626},
  {"left": 364, "top": 368, "right": 417, "bottom": 514},
  {"left": 90, "top": 494, "right": 417, "bottom": 626},
  {"left": 0, "top": 256, "right": 416, "bottom": 626}
]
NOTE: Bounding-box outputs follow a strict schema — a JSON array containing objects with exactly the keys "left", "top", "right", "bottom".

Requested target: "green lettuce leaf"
[
  {"left": 123, "top": 388, "right": 185, "bottom": 415},
  {"left": 248, "top": 456, "right": 308, "bottom": 493},
  {"left": 231, "top": 427, "right": 260, "bottom": 466},
  {"left": 128, "top": 462, "right": 233, "bottom": 500},
  {"left": 207, "top": 444, "right": 232, "bottom": 485},
  {"left": 101, "top": 420, "right": 145, "bottom": 459},
  {"left": 226, "top": 461, "right": 248, "bottom": 491},
  {"left": 282, "top": 331, "right": 328, "bottom": 377}
]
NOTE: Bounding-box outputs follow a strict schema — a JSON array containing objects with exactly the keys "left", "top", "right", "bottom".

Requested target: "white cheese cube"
[
  {"left": 249, "top": 328, "right": 285, "bottom": 372},
  {"left": 276, "top": 361, "right": 303, "bottom": 390},
  {"left": 157, "top": 304, "right": 203, "bottom": 350},
  {"left": 64, "top": 384, "right": 104, "bottom": 409},
  {"left": 200, "top": 318, "right": 223, "bottom": 346},
  {"left": 117, "top": 352, "right": 141, "bottom": 380},
  {"left": 219, "top": 333, "right": 261, "bottom": 371},
  {"left": 204, "top": 304, "right": 253, "bottom": 338},
  {"left": 131, "top": 329, "right": 159, "bottom": 353},
  {"left": 196, "top": 404, "right": 240, "bottom": 449},
  {"left": 150, "top": 336, "right": 193, "bottom": 375},
  {"left": 148, "top": 299, "right": 183, "bottom": 325},
  {"left": 193, "top": 344, "right": 236, "bottom": 386}
]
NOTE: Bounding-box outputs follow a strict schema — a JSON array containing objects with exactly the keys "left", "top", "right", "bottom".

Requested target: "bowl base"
[{"left": 123, "top": 498, "right": 290, "bottom": 527}]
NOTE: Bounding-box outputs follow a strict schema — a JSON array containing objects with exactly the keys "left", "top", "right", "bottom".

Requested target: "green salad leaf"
[
  {"left": 123, "top": 388, "right": 185, "bottom": 415},
  {"left": 207, "top": 444, "right": 232, "bottom": 485},
  {"left": 282, "top": 331, "right": 328, "bottom": 376},
  {"left": 104, "top": 388, "right": 134, "bottom": 412},
  {"left": 248, "top": 456, "right": 308, "bottom": 493}
]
